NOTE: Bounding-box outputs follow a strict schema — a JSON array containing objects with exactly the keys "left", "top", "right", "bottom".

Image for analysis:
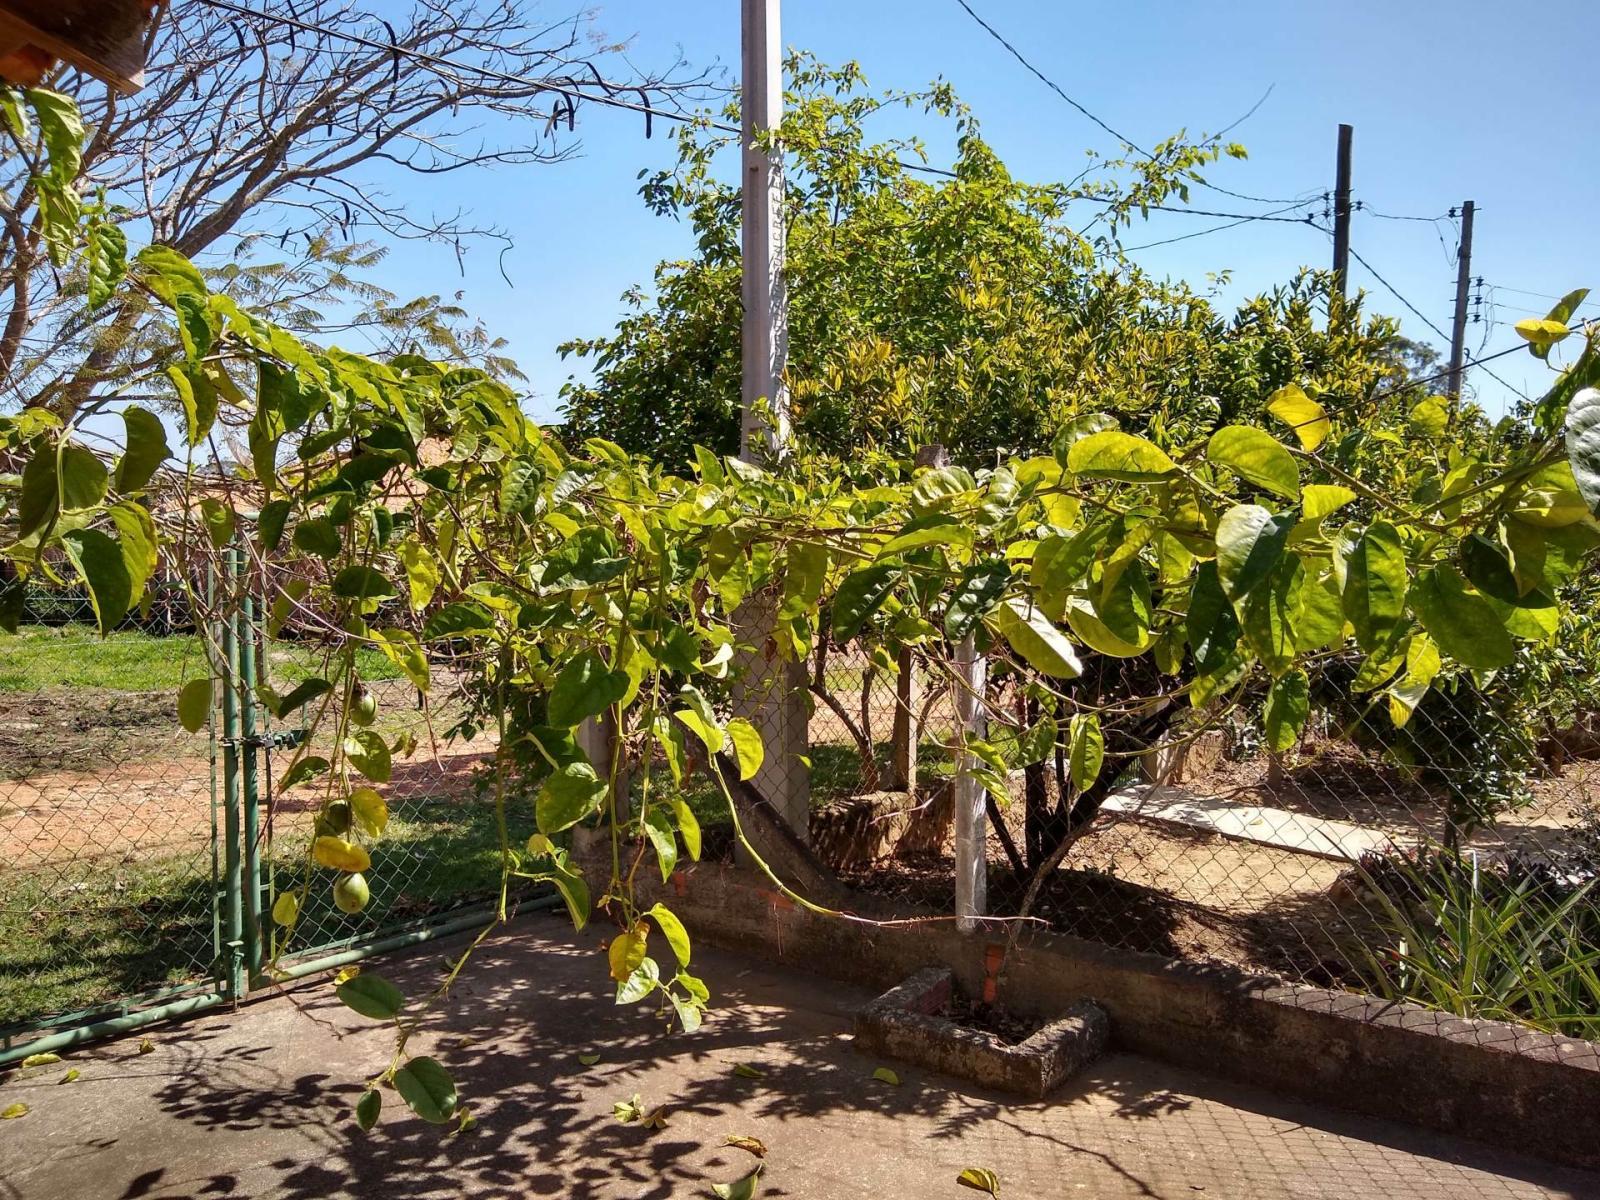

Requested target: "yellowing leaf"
[
  {"left": 1514, "top": 317, "right": 1570, "bottom": 349},
  {"left": 313, "top": 836, "right": 371, "bottom": 873},
  {"left": 725, "top": 1134, "right": 768, "bottom": 1158},
  {"left": 608, "top": 923, "right": 649, "bottom": 983},
  {"left": 348, "top": 787, "right": 389, "bottom": 837},
  {"left": 871, "top": 1066, "right": 900, "bottom": 1085},
  {"left": 1207, "top": 425, "right": 1301, "bottom": 500},
  {"left": 732, "top": 1063, "right": 765, "bottom": 1079},
  {"left": 1, "top": 1103, "right": 28, "bottom": 1119},
  {"left": 1301, "top": 484, "right": 1357, "bottom": 521},
  {"left": 957, "top": 1167, "right": 1001, "bottom": 1196},
  {"left": 271, "top": 891, "right": 299, "bottom": 927},
  {"left": 725, "top": 717, "right": 764, "bottom": 781},
  {"left": 578, "top": 1052, "right": 601, "bottom": 1066},
  {"left": 1066, "top": 430, "right": 1176, "bottom": 482},
  {"left": 1409, "top": 397, "right": 1450, "bottom": 439},
  {"left": 1266, "top": 383, "right": 1330, "bottom": 450}
]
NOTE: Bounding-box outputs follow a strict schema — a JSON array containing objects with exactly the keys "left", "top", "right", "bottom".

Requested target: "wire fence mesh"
[{"left": 0, "top": 602, "right": 223, "bottom": 1045}]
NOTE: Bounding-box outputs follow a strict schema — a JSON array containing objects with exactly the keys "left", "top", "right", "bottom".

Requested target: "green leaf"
[
  {"left": 1214, "top": 505, "right": 1294, "bottom": 601},
  {"left": 61, "top": 528, "right": 131, "bottom": 632},
  {"left": 336, "top": 972, "right": 404, "bottom": 1020},
  {"left": 85, "top": 219, "right": 128, "bottom": 310},
  {"left": 27, "top": 88, "right": 83, "bottom": 184},
  {"left": 550, "top": 857, "right": 591, "bottom": 932},
  {"left": 356, "top": 1089, "right": 382, "bottom": 1131},
  {"left": 1265, "top": 383, "right": 1330, "bottom": 451},
  {"left": 945, "top": 558, "right": 1010, "bottom": 640},
  {"left": 1409, "top": 564, "right": 1514, "bottom": 670},
  {"left": 344, "top": 728, "right": 392, "bottom": 783},
  {"left": 60, "top": 442, "right": 108, "bottom": 510},
  {"left": 1067, "top": 713, "right": 1104, "bottom": 793},
  {"left": 108, "top": 501, "right": 157, "bottom": 602},
  {"left": 167, "top": 364, "right": 219, "bottom": 449},
  {"left": 279, "top": 755, "right": 329, "bottom": 790},
  {"left": 136, "top": 245, "right": 208, "bottom": 307},
  {"left": 643, "top": 807, "right": 679, "bottom": 882},
  {"left": 15, "top": 438, "right": 57, "bottom": 538},
  {"left": 989, "top": 597, "right": 1083, "bottom": 678},
  {"left": 1066, "top": 430, "right": 1176, "bottom": 482},
  {"left": 499, "top": 458, "right": 544, "bottom": 514},
  {"left": 393, "top": 1056, "right": 457, "bottom": 1124},
  {"left": 672, "top": 798, "right": 703, "bottom": 865},
  {"left": 199, "top": 497, "right": 235, "bottom": 547},
  {"left": 1239, "top": 557, "right": 1301, "bottom": 676},
  {"left": 424, "top": 602, "right": 495, "bottom": 640},
  {"left": 711, "top": 1168, "right": 764, "bottom": 1200},
  {"left": 647, "top": 903, "right": 692, "bottom": 966},
  {"left": 114, "top": 407, "right": 170, "bottom": 493},
  {"left": 910, "top": 465, "right": 977, "bottom": 511},
  {"left": 291, "top": 516, "right": 341, "bottom": 559},
  {"left": 726, "top": 716, "right": 764, "bottom": 781},
  {"left": 872, "top": 1066, "right": 900, "bottom": 1085},
  {"left": 616, "top": 956, "right": 661, "bottom": 1005},
  {"left": 331, "top": 565, "right": 396, "bottom": 602},
  {"left": 33, "top": 175, "right": 79, "bottom": 266},
  {"left": 258, "top": 499, "right": 291, "bottom": 552},
  {"left": 271, "top": 677, "right": 329, "bottom": 719},
  {"left": 548, "top": 650, "right": 628, "bottom": 728},
  {"left": 1207, "top": 426, "right": 1300, "bottom": 500},
  {"left": 1052, "top": 412, "right": 1118, "bottom": 465},
  {"left": 1186, "top": 561, "right": 1240, "bottom": 673},
  {"left": 536, "top": 762, "right": 607, "bottom": 834},
  {"left": 879, "top": 514, "right": 973, "bottom": 556},
  {"left": 674, "top": 702, "right": 725, "bottom": 756},
  {"left": 1343, "top": 522, "right": 1409, "bottom": 652},
  {"left": 831, "top": 565, "right": 898, "bottom": 639},
  {"left": 1564, "top": 387, "right": 1600, "bottom": 516},
  {"left": 1264, "top": 669, "right": 1310, "bottom": 753}
]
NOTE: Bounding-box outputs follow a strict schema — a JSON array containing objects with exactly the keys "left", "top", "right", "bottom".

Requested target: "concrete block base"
[{"left": 855, "top": 966, "right": 1108, "bottom": 1099}]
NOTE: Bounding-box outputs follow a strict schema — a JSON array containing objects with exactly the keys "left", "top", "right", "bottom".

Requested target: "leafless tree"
[{"left": 0, "top": 0, "right": 718, "bottom": 415}]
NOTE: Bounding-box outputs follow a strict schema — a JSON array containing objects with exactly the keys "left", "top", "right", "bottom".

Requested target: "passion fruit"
[
  {"left": 349, "top": 686, "right": 378, "bottom": 728},
  {"left": 333, "top": 871, "right": 370, "bottom": 914},
  {"left": 315, "top": 798, "right": 353, "bottom": 838}
]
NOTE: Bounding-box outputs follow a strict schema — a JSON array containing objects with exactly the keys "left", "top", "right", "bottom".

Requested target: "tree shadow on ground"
[{"left": 76, "top": 912, "right": 1596, "bottom": 1200}]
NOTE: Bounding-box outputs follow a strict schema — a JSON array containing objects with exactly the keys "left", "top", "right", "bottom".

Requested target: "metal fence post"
[
  {"left": 953, "top": 633, "right": 988, "bottom": 931},
  {"left": 236, "top": 550, "right": 264, "bottom": 985},
  {"left": 219, "top": 547, "right": 246, "bottom": 1000}
]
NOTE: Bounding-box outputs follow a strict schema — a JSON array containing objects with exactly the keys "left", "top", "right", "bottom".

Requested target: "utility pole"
[
  {"left": 1446, "top": 200, "right": 1477, "bottom": 409},
  {"left": 740, "top": 0, "right": 788, "bottom": 461},
  {"left": 732, "top": 0, "right": 808, "bottom": 845},
  {"left": 1331, "top": 123, "right": 1353, "bottom": 298}
]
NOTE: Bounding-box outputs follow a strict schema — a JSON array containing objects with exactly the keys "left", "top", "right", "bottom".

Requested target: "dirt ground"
[{"left": 4, "top": 917, "right": 1594, "bottom": 1200}]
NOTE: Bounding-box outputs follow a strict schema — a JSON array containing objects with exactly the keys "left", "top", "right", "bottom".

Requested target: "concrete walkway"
[{"left": 3, "top": 913, "right": 1597, "bottom": 1200}]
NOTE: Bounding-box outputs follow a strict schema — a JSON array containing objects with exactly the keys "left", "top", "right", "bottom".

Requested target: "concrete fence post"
[
  {"left": 952, "top": 632, "right": 988, "bottom": 931},
  {"left": 890, "top": 444, "right": 948, "bottom": 795}
]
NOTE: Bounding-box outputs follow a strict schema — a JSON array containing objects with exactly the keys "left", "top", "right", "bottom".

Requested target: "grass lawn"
[
  {"left": 0, "top": 792, "right": 513, "bottom": 1030},
  {"left": 0, "top": 624, "right": 405, "bottom": 693}
]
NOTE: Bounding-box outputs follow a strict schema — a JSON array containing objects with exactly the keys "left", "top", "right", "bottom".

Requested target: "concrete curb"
[{"left": 603, "top": 853, "right": 1600, "bottom": 1170}]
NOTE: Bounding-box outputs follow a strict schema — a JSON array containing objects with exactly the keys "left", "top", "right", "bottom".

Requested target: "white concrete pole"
[
  {"left": 953, "top": 634, "right": 989, "bottom": 931},
  {"left": 739, "top": 0, "right": 788, "bottom": 461}
]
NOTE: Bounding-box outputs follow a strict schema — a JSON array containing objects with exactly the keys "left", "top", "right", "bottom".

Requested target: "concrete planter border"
[{"left": 853, "top": 966, "right": 1108, "bottom": 1098}]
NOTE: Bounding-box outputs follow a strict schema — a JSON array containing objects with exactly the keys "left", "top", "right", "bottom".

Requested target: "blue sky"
[{"left": 365, "top": 0, "right": 1600, "bottom": 423}]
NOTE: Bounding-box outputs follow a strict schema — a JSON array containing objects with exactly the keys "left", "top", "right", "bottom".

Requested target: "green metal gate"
[{"left": 0, "top": 545, "right": 533, "bottom": 1067}]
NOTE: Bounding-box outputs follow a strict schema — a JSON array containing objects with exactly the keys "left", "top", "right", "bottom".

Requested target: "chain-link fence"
[
  {"left": 707, "top": 634, "right": 1600, "bottom": 1048},
  {"left": 0, "top": 548, "right": 542, "bottom": 1063}
]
